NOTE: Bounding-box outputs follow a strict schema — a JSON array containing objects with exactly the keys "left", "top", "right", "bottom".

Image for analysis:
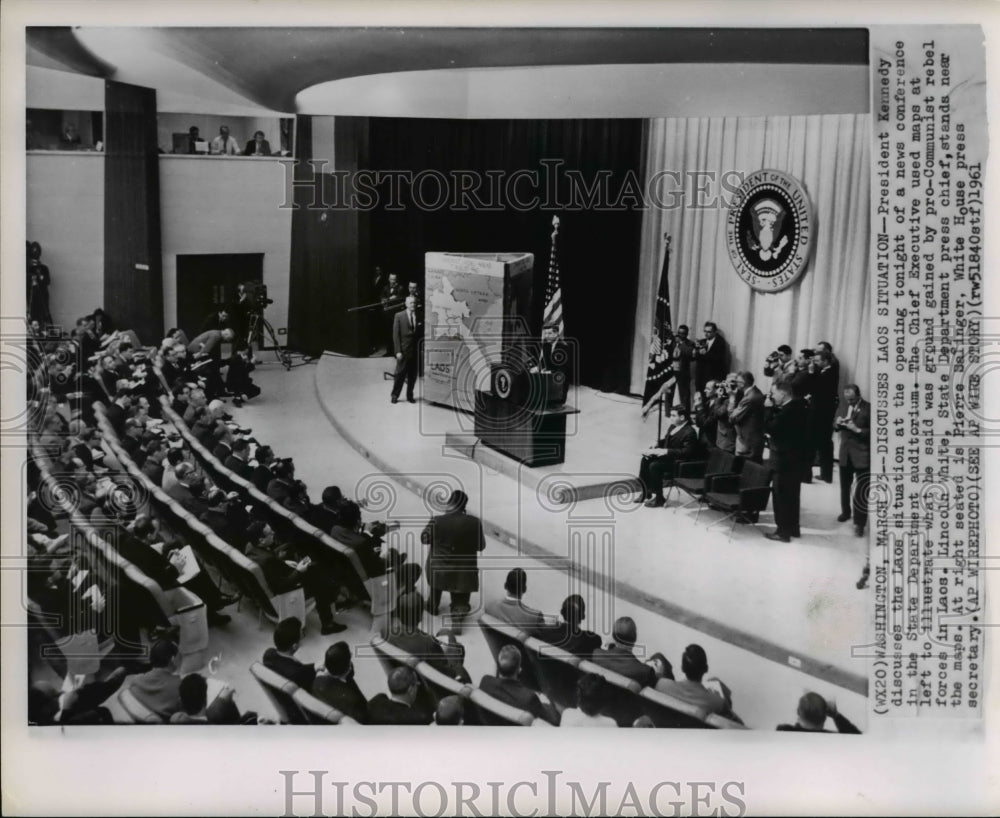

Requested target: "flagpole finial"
[
  {"left": 663, "top": 233, "right": 671, "bottom": 249},
  {"left": 552, "top": 215, "right": 560, "bottom": 229}
]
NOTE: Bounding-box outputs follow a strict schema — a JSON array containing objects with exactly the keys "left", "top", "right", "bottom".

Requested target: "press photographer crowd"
[{"left": 635, "top": 322, "right": 871, "bottom": 579}]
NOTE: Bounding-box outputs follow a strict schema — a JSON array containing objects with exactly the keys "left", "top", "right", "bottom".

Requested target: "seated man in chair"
[{"left": 635, "top": 405, "right": 699, "bottom": 507}]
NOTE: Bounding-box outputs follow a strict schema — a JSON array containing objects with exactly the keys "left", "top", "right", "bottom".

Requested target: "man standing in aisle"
[
  {"left": 764, "top": 379, "right": 810, "bottom": 542},
  {"left": 390, "top": 295, "right": 421, "bottom": 404},
  {"left": 835, "top": 384, "right": 871, "bottom": 537}
]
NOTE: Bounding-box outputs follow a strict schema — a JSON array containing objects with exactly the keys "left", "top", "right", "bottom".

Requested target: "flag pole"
[{"left": 656, "top": 233, "right": 671, "bottom": 444}]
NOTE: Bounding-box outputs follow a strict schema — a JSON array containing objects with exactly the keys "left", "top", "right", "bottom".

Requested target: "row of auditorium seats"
[
  {"left": 28, "top": 426, "right": 207, "bottom": 676},
  {"left": 370, "top": 635, "right": 551, "bottom": 727},
  {"left": 478, "top": 614, "right": 747, "bottom": 729},
  {"left": 92, "top": 401, "right": 281, "bottom": 620},
  {"left": 155, "top": 392, "right": 371, "bottom": 601},
  {"left": 249, "top": 662, "right": 359, "bottom": 725}
]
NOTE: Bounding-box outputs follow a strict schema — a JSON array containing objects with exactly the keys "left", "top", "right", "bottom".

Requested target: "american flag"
[
  {"left": 542, "top": 215, "right": 563, "bottom": 343},
  {"left": 641, "top": 234, "right": 676, "bottom": 418}
]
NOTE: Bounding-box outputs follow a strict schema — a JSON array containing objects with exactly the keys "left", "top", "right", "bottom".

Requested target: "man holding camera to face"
[{"left": 693, "top": 321, "right": 729, "bottom": 394}]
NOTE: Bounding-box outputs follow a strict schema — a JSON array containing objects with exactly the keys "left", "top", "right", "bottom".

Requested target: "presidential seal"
[{"left": 726, "top": 169, "right": 814, "bottom": 293}]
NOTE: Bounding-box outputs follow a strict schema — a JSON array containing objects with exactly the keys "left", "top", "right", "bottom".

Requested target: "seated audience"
[
  {"left": 590, "top": 616, "right": 656, "bottom": 687},
  {"left": 434, "top": 695, "right": 465, "bottom": 726},
  {"left": 367, "top": 666, "right": 433, "bottom": 725},
  {"left": 382, "top": 591, "right": 465, "bottom": 680},
  {"left": 776, "top": 692, "right": 860, "bottom": 734},
  {"left": 479, "top": 644, "right": 559, "bottom": 725},
  {"left": 311, "top": 641, "right": 370, "bottom": 724},
  {"left": 329, "top": 500, "right": 387, "bottom": 577},
  {"left": 245, "top": 522, "right": 346, "bottom": 635},
  {"left": 250, "top": 445, "right": 276, "bottom": 493},
  {"left": 245, "top": 130, "right": 272, "bottom": 157},
  {"left": 170, "top": 673, "right": 255, "bottom": 724},
  {"left": 485, "top": 567, "right": 545, "bottom": 631},
  {"left": 126, "top": 639, "right": 184, "bottom": 719},
  {"left": 559, "top": 672, "right": 617, "bottom": 727},
  {"left": 262, "top": 617, "right": 317, "bottom": 689},
  {"left": 536, "top": 594, "right": 602, "bottom": 658},
  {"left": 224, "top": 437, "right": 253, "bottom": 480},
  {"left": 654, "top": 644, "right": 741, "bottom": 721}
]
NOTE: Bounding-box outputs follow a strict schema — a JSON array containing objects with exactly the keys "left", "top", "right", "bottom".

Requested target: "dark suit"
[
  {"left": 694, "top": 335, "right": 729, "bottom": 392},
  {"left": 638, "top": 421, "right": 699, "bottom": 501},
  {"left": 421, "top": 510, "right": 485, "bottom": 612},
  {"left": 391, "top": 308, "right": 421, "bottom": 401},
  {"left": 244, "top": 138, "right": 272, "bottom": 156},
  {"left": 668, "top": 338, "right": 695, "bottom": 410},
  {"left": 262, "top": 648, "right": 316, "bottom": 690},
  {"left": 837, "top": 399, "right": 871, "bottom": 530},
  {"left": 367, "top": 693, "right": 433, "bottom": 725},
  {"left": 479, "top": 675, "right": 559, "bottom": 725},
  {"left": 729, "top": 385, "right": 766, "bottom": 461},
  {"left": 590, "top": 644, "right": 656, "bottom": 687},
  {"left": 224, "top": 453, "right": 252, "bottom": 480},
  {"left": 311, "top": 673, "right": 369, "bottom": 723},
  {"left": 810, "top": 366, "right": 840, "bottom": 481},
  {"left": 535, "top": 622, "right": 601, "bottom": 658},
  {"left": 485, "top": 597, "right": 545, "bottom": 632},
  {"left": 765, "top": 397, "right": 810, "bottom": 537}
]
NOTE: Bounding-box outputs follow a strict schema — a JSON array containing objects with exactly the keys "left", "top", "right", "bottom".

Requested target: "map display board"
[{"left": 423, "top": 252, "right": 534, "bottom": 412}]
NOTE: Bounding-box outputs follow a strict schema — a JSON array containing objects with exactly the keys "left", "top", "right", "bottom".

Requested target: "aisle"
[{"left": 202, "top": 360, "right": 866, "bottom": 729}]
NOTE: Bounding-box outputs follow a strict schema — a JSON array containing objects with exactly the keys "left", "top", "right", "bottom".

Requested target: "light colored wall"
[
  {"left": 159, "top": 156, "right": 294, "bottom": 334},
  {"left": 25, "top": 153, "right": 105, "bottom": 332}
]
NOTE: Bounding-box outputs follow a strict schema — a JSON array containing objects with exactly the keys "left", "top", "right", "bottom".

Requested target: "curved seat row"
[
  {"left": 370, "top": 635, "right": 552, "bottom": 727},
  {"left": 249, "top": 662, "right": 358, "bottom": 725},
  {"left": 478, "top": 614, "right": 747, "bottom": 729},
  {"left": 92, "top": 401, "right": 280, "bottom": 619},
  {"left": 156, "top": 394, "right": 370, "bottom": 599}
]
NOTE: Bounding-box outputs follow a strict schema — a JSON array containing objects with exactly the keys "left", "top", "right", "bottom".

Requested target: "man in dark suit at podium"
[
  {"left": 390, "top": 295, "right": 421, "bottom": 404},
  {"left": 636, "top": 406, "right": 700, "bottom": 507}
]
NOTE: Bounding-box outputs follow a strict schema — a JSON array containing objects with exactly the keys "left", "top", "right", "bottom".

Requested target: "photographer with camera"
[
  {"left": 692, "top": 321, "right": 729, "bottom": 394},
  {"left": 669, "top": 324, "right": 695, "bottom": 411},
  {"left": 763, "top": 345, "right": 794, "bottom": 379},
  {"left": 225, "top": 346, "right": 261, "bottom": 407}
]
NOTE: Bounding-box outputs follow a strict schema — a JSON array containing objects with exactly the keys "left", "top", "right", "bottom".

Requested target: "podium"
[{"left": 474, "top": 390, "right": 578, "bottom": 467}]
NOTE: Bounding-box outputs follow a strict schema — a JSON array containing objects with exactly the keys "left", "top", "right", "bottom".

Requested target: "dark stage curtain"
[{"left": 367, "top": 118, "right": 644, "bottom": 394}]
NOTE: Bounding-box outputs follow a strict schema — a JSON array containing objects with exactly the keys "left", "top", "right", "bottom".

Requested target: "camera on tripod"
[{"left": 245, "top": 282, "right": 274, "bottom": 312}]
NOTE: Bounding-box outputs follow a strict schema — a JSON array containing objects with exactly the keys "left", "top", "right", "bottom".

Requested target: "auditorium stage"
[{"left": 315, "top": 355, "right": 869, "bottom": 695}]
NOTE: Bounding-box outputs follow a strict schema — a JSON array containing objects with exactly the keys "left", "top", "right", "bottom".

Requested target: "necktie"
[{"left": 409, "top": 313, "right": 414, "bottom": 331}]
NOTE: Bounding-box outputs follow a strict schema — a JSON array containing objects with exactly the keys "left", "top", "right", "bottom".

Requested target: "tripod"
[{"left": 246, "top": 311, "right": 291, "bottom": 370}]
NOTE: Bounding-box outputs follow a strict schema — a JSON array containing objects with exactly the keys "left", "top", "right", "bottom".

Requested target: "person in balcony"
[
  {"left": 209, "top": 125, "right": 241, "bottom": 156},
  {"left": 244, "top": 130, "right": 272, "bottom": 157}
]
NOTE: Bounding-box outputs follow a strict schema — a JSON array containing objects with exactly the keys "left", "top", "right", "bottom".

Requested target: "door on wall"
[{"left": 176, "top": 253, "right": 263, "bottom": 339}]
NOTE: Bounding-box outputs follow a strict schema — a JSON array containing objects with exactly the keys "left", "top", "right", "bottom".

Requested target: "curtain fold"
[{"left": 631, "top": 114, "right": 870, "bottom": 396}]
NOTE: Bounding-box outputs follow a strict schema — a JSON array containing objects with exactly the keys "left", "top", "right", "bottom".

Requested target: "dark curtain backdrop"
[{"left": 367, "top": 118, "right": 644, "bottom": 393}]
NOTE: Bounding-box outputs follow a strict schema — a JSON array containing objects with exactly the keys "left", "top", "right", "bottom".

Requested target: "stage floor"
[{"left": 316, "top": 355, "right": 869, "bottom": 694}]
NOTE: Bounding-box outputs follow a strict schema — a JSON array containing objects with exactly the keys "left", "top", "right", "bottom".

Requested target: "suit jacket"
[
  {"left": 535, "top": 622, "right": 601, "bottom": 658},
  {"left": 811, "top": 366, "right": 840, "bottom": 420},
  {"left": 696, "top": 335, "right": 729, "bottom": 384},
  {"left": 329, "top": 525, "right": 385, "bottom": 576},
  {"left": 251, "top": 464, "right": 274, "bottom": 494},
  {"left": 392, "top": 309, "right": 422, "bottom": 359},
  {"left": 311, "top": 673, "right": 370, "bottom": 723},
  {"left": 670, "top": 338, "right": 695, "bottom": 375},
  {"left": 485, "top": 597, "right": 545, "bottom": 632},
  {"left": 765, "top": 398, "right": 811, "bottom": 471},
  {"left": 421, "top": 510, "right": 485, "bottom": 594},
  {"left": 382, "top": 625, "right": 452, "bottom": 675},
  {"left": 127, "top": 668, "right": 183, "bottom": 719},
  {"left": 367, "top": 693, "right": 433, "bottom": 725},
  {"left": 836, "top": 399, "right": 871, "bottom": 469},
  {"left": 479, "top": 675, "right": 559, "bottom": 724},
  {"left": 244, "top": 139, "right": 272, "bottom": 156},
  {"left": 656, "top": 421, "right": 699, "bottom": 461},
  {"left": 711, "top": 395, "right": 736, "bottom": 453},
  {"left": 224, "top": 453, "right": 252, "bottom": 480},
  {"left": 262, "top": 648, "right": 316, "bottom": 689},
  {"left": 728, "top": 385, "right": 766, "bottom": 457},
  {"left": 590, "top": 644, "right": 656, "bottom": 687}
]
